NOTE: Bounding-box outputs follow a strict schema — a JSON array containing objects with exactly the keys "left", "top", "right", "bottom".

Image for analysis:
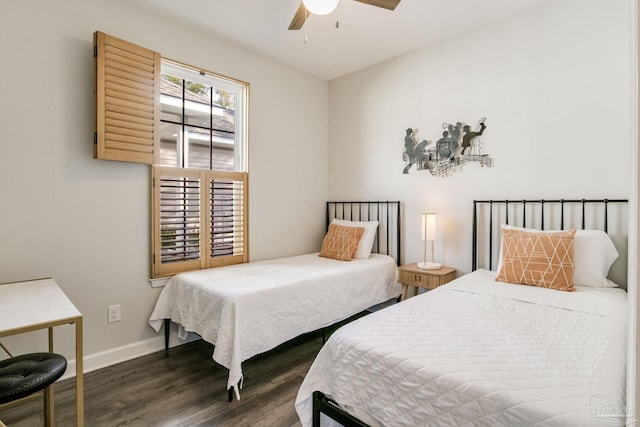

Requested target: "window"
[
  {"left": 158, "top": 60, "right": 247, "bottom": 172},
  {"left": 152, "top": 61, "right": 248, "bottom": 277},
  {"left": 94, "top": 32, "right": 249, "bottom": 278}
]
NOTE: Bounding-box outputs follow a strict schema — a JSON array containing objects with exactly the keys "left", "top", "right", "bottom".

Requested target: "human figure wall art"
[{"left": 402, "top": 118, "right": 493, "bottom": 176}]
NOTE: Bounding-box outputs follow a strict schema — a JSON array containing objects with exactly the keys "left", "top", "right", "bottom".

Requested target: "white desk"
[{"left": 0, "top": 278, "right": 84, "bottom": 426}]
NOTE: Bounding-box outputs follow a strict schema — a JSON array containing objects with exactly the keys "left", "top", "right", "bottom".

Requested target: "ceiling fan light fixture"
[{"left": 302, "top": 0, "right": 339, "bottom": 15}]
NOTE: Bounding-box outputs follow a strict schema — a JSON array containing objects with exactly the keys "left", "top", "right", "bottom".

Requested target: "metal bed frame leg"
[
  {"left": 228, "top": 377, "right": 241, "bottom": 402},
  {"left": 312, "top": 391, "right": 370, "bottom": 427},
  {"left": 313, "top": 391, "right": 321, "bottom": 427},
  {"left": 164, "top": 319, "right": 170, "bottom": 350}
]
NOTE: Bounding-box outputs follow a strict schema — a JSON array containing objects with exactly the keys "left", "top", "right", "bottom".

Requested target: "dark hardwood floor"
[{"left": 0, "top": 328, "right": 332, "bottom": 427}]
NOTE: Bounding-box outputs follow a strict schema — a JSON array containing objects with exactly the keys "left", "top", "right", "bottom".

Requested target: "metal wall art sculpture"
[{"left": 402, "top": 118, "right": 493, "bottom": 176}]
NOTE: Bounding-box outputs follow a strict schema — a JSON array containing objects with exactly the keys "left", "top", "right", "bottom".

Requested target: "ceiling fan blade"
[
  {"left": 353, "top": 0, "right": 401, "bottom": 11},
  {"left": 288, "top": 2, "right": 308, "bottom": 30}
]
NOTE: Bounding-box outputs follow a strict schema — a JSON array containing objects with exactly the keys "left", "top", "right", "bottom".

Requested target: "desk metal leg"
[
  {"left": 75, "top": 318, "right": 84, "bottom": 427},
  {"left": 44, "top": 385, "right": 55, "bottom": 427},
  {"left": 48, "top": 327, "right": 54, "bottom": 352},
  {"left": 46, "top": 327, "right": 54, "bottom": 426}
]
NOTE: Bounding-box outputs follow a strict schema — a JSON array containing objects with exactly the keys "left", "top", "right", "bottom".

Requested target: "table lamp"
[{"left": 418, "top": 212, "right": 441, "bottom": 270}]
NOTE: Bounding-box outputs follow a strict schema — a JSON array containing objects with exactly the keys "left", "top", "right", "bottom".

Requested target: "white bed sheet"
[
  {"left": 296, "top": 269, "right": 628, "bottom": 426},
  {"left": 148, "top": 253, "right": 400, "bottom": 398}
]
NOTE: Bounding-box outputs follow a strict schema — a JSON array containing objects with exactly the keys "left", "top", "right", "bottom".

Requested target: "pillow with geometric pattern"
[
  {"left": 495, "top": 227, "right": 576, "bottom": 291},
  {"left": 319, "top": 224, "right": 365, "bottom": 261},
  {"left": 496, "top": 225, "right": 618, "bottom": 287}
]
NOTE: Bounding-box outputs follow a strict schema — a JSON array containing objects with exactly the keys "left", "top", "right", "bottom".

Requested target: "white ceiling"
[{"left": 125, "top": 0, "right": 554, "bottom": 81}]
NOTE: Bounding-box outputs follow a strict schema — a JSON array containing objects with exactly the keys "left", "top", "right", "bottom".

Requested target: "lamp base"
[{"left": 417, "top": 261, "right": 441, "bottom": 270}]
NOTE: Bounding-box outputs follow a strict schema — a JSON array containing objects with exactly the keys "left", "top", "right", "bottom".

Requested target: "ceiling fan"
[{"left": 288, "top": 0, "right": 401, "bottom": 30}]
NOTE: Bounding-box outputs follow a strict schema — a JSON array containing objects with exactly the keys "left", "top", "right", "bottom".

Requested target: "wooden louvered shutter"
[
  {"left": 152, "top": 167, "right": 203, "bottom": 277},
  {"left": 206, "top": 171, "right": 249, "bottom": 268},
  {"left": 152, "top": 167, "right": 248, "bottom": 277},
  {"left": 94, "top": 31, "right": 160, "bottom": 164}
]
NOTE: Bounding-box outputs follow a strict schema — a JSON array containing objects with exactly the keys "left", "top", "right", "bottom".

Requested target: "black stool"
[{"left": 0, "top": 353, "right": 67, "bottom": 426}]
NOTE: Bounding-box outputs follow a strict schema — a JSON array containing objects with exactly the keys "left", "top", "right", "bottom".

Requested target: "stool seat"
[{"left": 0, "top": 353, "right": 67, "bottom": 404}]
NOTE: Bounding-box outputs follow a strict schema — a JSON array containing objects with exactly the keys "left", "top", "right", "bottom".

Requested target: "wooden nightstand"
[{"left": 398, "top": 263, "right": 456, "bottom": 301}]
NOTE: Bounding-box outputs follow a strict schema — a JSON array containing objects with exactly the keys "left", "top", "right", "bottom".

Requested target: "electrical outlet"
[{"left": 108, "top": 304, "right": 121, "bottom": 323}]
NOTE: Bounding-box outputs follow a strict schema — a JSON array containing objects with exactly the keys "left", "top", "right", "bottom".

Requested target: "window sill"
[{"left": 149, "top": 276, "right": 172, "bottom": 288}]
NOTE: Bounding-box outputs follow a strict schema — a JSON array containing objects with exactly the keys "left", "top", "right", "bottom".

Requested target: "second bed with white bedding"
[
  {"left": 295, "top": 269, "right": 628, "bottom": 426},
  {"left": 149, "top": 252, "right": 401, "bottom": 398}
]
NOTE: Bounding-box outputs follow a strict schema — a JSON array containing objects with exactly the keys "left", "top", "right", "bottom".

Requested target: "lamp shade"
[
  {"left": 421, "top": 212, "right": 437, "bottom": 241},
  {"left": 303, "top": 0, "right": 339, "bottom": 15},
  {"left": 418, "top": 212, "right": 440, "bottom": 270}
]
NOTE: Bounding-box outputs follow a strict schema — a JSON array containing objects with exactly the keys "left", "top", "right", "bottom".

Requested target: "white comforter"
[
  {"left": 296, "top": 269, "right": 628, "bottom": 426},
  {"left": 148, "top": 253, "right": 400, "bottom": 399}
]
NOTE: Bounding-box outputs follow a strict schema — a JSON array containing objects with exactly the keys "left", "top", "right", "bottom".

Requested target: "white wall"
[
  {"left": 0, "top": 0, "right": 328, "bottom": 369},
  {"left": 328, "top": 0, "right": 631, "bottom": 276}
]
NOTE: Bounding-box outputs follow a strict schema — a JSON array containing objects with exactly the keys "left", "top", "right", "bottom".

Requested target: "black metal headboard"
[
  {"left": 472, "top": 199, "right": 628, "bottom": 285},
  {"left": 327, "top": 201, "right": 401, "bottom": 266}
]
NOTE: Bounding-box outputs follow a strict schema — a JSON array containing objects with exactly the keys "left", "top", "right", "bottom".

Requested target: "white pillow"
[
  {"left": 496, "top": 225, "right": 618, "bottom": 288},
  {"left": 330, "top": 218, "right": 379, "bottom": 259}
]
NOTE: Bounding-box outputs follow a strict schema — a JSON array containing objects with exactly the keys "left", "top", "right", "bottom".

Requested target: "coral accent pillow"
[
  {"left": 319, "top": 224, "right": 365, "bottom": 261},
  {"left": 495, "top": 227, "right": 576, "bottom": 291}
]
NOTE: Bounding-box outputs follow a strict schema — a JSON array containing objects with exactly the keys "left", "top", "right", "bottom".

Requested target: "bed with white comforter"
[
  {"left": 295, "top": 269, "right": 628, "bottom": 426},
  {"left": 149, "top": 252, "right": 401, "bottom": 399}
]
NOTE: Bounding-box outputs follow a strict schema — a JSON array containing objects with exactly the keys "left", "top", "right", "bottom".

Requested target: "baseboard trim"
[{"left": 60, "top": 331, "right": 200, "bottom": 381}]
